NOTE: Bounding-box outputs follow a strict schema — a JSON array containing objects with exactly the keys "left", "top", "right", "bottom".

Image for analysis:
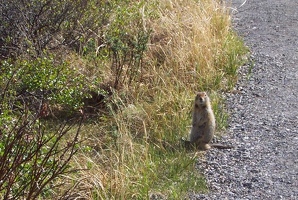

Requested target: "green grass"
[{"left": 147, "top": 149, "right": 208, "bottom": 199}]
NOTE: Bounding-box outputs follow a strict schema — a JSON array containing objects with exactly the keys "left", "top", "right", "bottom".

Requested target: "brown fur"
[
  {"left": 183, "top": 92, "right": 233, "bottom": 150},
  {"left": 189, "top": 92, "right": 216, "bottom": 150}
]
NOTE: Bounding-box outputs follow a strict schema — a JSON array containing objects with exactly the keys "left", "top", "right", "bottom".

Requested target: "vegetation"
[{"left": 0, "top": 0, "right": 247, "bottom": 199}]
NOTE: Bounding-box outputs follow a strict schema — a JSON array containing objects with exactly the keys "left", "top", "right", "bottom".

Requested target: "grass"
[
  {"left": 0, "top": 0, "right": 247, "bottom": 199},
  {"left": 54, "top": 0, "right": 247, "bottom": 199}
]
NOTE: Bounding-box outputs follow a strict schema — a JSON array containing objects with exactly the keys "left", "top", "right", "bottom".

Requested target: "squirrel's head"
[{"left": 195, "top": 92, "right": 208, "bottom": 108}]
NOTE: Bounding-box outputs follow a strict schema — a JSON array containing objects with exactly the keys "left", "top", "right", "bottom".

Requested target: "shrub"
[
  {"left": 0, "top": 0, "right": 109, "bottom": 58},
  {"left": 103, "top": 0, "right": 152, "bottom": 88},
  {"left": 0, "top": 57, "right": 92, "bottom": 116},
  {"left": 0, "top": 80, "right": 83, "bottom": 199}
]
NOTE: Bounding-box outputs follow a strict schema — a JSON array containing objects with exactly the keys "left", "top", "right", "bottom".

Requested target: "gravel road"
[{"left": 192, "top": 0, "right": 298, "bottom": 199}]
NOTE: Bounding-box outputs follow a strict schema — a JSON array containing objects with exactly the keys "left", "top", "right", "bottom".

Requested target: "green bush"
[
  {"left": 0, "top": 110, "right": 82, "bottom": 199},
  {"left": 0, "top": 62, "right": 83, "bottom": 198},
  {"left": 0, "top": 57, "right": 93, "bottom": 116}
]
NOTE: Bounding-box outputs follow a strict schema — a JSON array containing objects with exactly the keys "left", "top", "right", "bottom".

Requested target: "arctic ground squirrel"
[{"left": 182, "top": 92, "right": 233, "bottom": 150}]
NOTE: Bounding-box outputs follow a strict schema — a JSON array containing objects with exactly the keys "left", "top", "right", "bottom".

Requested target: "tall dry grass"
[
  {"left": 147, "top": 0, "right": 234, "bottom": 90},
  {"left": 59, "top": 0, "right": 247, "bottom": 199}
]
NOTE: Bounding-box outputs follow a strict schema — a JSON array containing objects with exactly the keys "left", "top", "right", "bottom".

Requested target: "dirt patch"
[{"left": 192, "top": 0, "right": 298, "bottom": 199}]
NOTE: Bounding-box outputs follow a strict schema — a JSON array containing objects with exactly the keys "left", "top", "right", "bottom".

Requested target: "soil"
[{"left": 192, "top": 0, "right": 298, "bottom": 199}]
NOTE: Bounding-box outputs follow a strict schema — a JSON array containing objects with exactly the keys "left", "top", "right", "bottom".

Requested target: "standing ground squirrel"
[
  {"left": 189, "top": 92, "right": 215, "bottom": 150},
  {"left": 182, "top": 92, "right": 233, "bottom": 150}
]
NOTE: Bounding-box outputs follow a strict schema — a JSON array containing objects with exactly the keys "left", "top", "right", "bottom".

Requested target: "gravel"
[{"left": 191, "top": 0, "right": 298, "bottom": 199}]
